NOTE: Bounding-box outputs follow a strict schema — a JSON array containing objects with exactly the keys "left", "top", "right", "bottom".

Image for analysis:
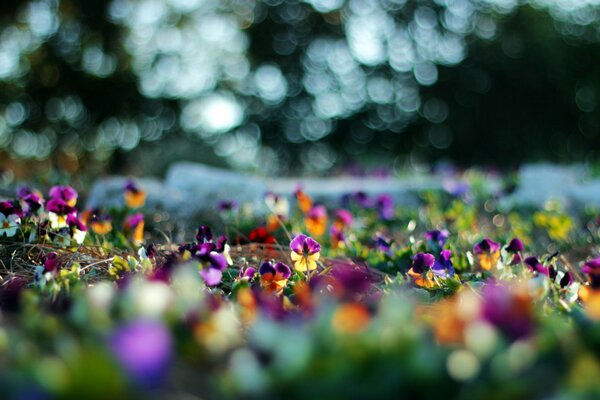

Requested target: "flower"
[
  {"left": 248, "top": 227, "right": 276, "bottom": 244},
  {"left": 109, "top": 320, "right": 173, "bottom": 388},
  {"left": 124, "top": 213, "right": 145, "bottom": 245},
  {"left": 481, "top": 282, "right": 533, "bottom": 340},
  {"left": 218, "top": 200, "right": 237, "bottom": 213},
  {"left": 0, "top": 213, "right": 20, "bottom": 237},
  {"left": 46, "top": 198, "right": 77, "bottom": 229},
  {"left": 67, "top": 214, "right": 87, "bottom": 244},
  {"left": 506, "top": 238, "right": 524, "bottom": 253},
  {"left": 195, "top": 225, "right": 213, "bottom": 243},
  {"left": 82, "top": 209, "right": 113, "bottom": 235},
  {"left": 265, "top": 192, "right": 289, "bottom": 217},
  {"left": 49, "top": 185, "right": 78, "bottom": 207},
  {"left": 259, "top": 261, "right": 292, "bottom": 294},
  {"left": 331, "top": 303, "right": 371, "bottom": 334},
  {"left": 473, "top": 238, "right": 501, "bottom": 271},
  {"left": 304, "top": 205, "right": 328, "bottom": 237},
  {"left": 424, "top": 229, "right": 449, "bottom": 249},
  {"left": 290, "top": 234, "right": 321, "bottom": 272},
  {"left": 295, "top": 188, "right": 313, "bottom": 214},
  {"left": 407, "top": 252, "right": 436, "bottom": 288},
  {"left": 124, "top": 180, "right": 146, "bottom": 209},
  {"left": 524, "top": 256, "right": 549, "bottom": 276},
  {"left": 17, "top": 187, "right": 44, "bottom": 215},
  {"left": 198, "top": 252, "right": 228, "bottom": 286},
  {"left": 375, "top": 194, "right": 394, "bottom": 221},
  {"left": 333, "top": 209, "right": 353, "bottom": 230},
  {"left": 580, "top": 257, "right": 600, "bottom": 320},
  {"left": 43, "top": 252, "right": 59, "bottom": 273},
  {"left": 330, "top": 225, "right": 346, "bottom": 249},
  {"left": 0, "top": 200, "right": 24, "bottom": 218},
  {"left": 432, "top": 250, "right": 454, "bottom": 278}
]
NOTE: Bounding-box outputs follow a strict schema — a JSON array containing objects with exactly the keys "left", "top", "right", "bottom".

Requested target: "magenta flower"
[
  {"left": 506, "top": 238, "right": 524, "bottom": 253},
  {"left": 109, "top": 320, "right": 173, "bottom": 388},
  {"left": 582, "top": 257, "right": 600, "bottom": 288},
  {"left": 43, "top": 252, "right": 59, "bottom": 273},
  {"left": 524, "top": 256, "right": 549, "bottom": 276},
  {"left": 49, "top": 185, "right": 78, "bottom": 207},
  {"left": 481, "top": 283, "right": 533, "bottom": 340},
  {"left": 0, "top": 200, "right": 24, "bottom": 218}
]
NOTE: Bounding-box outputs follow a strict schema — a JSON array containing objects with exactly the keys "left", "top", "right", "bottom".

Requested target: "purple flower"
[
  {"left": 375, "top": 194, "right": 394, "bottom": 221},
  {"left": 432, "top": 250, "right": 454, "bottom": 278},
  {"left": 424, "top": 229, "right": 449, "bottom": 248},
  {"left": 17, "top": 187, "right": 44, "bottom": 214},
  {"left": 560, "top": 272, "right": 573, "bottom": 288},
  {"left": 124, "top": 180, "right": 140, "bottom": 193},
  {"left": 124, "top": 213, "right": 144, "bottom": 229},
  {"left": 375, "top": 233, "right": 392, "bottom": 253},
  {"left": 443, "top": 179, "right": 469, "bottom": 198},
  {"left": 195, "top": 225, "right": 213, "bottom": 243},
  {"left": 217, "top": 200, "right": 237, "bottom": 212},
  {"left": 290, "top": 234, "right": 321, "bottom": 272},
  {"left": 481, "top": 283, "right": 533, "bottom": 340},
  {"left": 582, "top": 257, "right": 600, "bottom": 288},
  {"left": 524, "top": 256, "right": 549, "bottom": 276},
  {"left": 0, "top": 200, "right": 24, "bottom": 218},
  {"left": 473, "top": 238, "right": 501, "bottom": 254},
  {"left": 290, "top": 234, "right": 321, "bottom": 255},
  {"left": 109, "top": 320, "right": 173, "bottom": 388},
  {"left": 45, "top": 198, "right": 76, "bottom": 216},
  {"left": 411, "top": 252, "right": 435, "bottom": 274},
  {"left": 239, "top": 266, "right": 256, "bottom": 279},
  {"left": 506, "top": 238, "right": 524, "bottom": 253}
]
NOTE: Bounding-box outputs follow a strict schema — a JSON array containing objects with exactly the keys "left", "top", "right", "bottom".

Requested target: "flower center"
[{"left": 2, "top": 221, "right": 9, "bottom": 228}]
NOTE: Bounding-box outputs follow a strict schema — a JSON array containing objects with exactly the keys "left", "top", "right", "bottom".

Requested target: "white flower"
[
  {"left": 72, "top": 228, "right": 86, "bottom": 245},
  {"left": 48, "top": 212, "right": 67, "bottom": 229},
  {"left": 0, "top": 214, "right": 20, "bottom": 237}
]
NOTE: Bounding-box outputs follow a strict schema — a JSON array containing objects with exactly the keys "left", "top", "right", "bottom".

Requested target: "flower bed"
[{"left": 1, "top": 175, "right": 600, "bottom": 398}]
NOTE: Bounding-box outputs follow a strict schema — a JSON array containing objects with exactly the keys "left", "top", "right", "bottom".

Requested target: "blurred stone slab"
[
  {"left": 570, "top": 180, "right": 600, "bottom": 208},
  {"left": 164, "top": 162, "right": 269, "bottom": 217},
  {"left": 267, "top": 175, "right": 441, "bottom": 207},
  {"left": 499, "top": 164, "right": 587, "bottom": 209},
  {"left": 86, "top": 177, "right": 178, "bottom": 212}
]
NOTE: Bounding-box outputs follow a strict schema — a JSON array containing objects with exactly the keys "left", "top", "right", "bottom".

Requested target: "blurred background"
[{"left": 0, "top": 0, "right": 599, "bottom": 179}]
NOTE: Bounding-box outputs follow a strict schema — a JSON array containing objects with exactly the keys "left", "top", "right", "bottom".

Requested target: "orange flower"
[
  {"left": 332, "top": 303, "right": 370, "bottom": 334},
  {"left": 304, "top": 205, "right": 328, "bottom": 237},
  {"left": 295, "top": 188, "right": 313, "bottom": 214},
  {"left": 124, "top": 180, "right": 146, "bottom": 209}
]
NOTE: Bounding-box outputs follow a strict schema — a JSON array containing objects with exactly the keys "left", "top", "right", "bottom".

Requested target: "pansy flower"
[
  {"left": 481, "top": 282, "right": 533, "bottom": 340},
  {"left": 66, "top": 214, "right": 87, "bottom": 245},
  {"left": 295, "top": 188, "right": 313, "bottom": 214},
  {"left": 217, "top": 200, "right": 237, "bottom": 213},
  {"left": 109, "top": 320, "right": 173, "bottom": 389},
  {"left": 259, "top": 261, "right": 292, "bottom": 295},
  {"left": 290, "top": 234, "right": 321, "bottom": 272},
  {"left": 524, "top": 256, "right": 549, "bottom": 276},
  {"left": 330, "top": 225, "right": 346, "bottom": 249},
  {"left": 248, "top": 226, "right": 276, "bottom": 245},
  {"left": 124, "top": 213, "right": 145, "bottom": 245},
  {"left": 124, "top": 180, "right": 146, "bottom": 209},
  {"left": 407, "top": 252, "right": 436, "bottom": 288},
  {"left": 49, "top": 185, "right": 78, "bottom": 207},
  {"left": 473, "top": 238, "right": 501, "bottom": 271},
  {"left": 579, "top": 257, "right": 600, "bottom": 319},
  {"left": 505, "top": 237, "right": 524, "bottom": 265},
  {"left": 81, "top": 208, "right": 113, "bottom": 235},
  {"left": 304, "top": 205, "right": 328, "bottom": 237},
  {"left": 333, "top": 209, "right": 353, "bottom": 230},
  {"left": 46, "top": 198, "right": 77, "bottom": 229},
  {"left": 424, "top": 229, "right": 449, "bottom": 249},
  {"left": 238, "top": 266, "right": 256, "bottom": 280},
  {"left": 17, "top": 187, "right": 44, "bottom": 215},
  {"left": 196, "top": 225, "right": 213, "bottom": 243},
  {"left": 375, "top": 233, "right": 392, "bottom": 253},
  {"left": 375, "top": 194, "right": 394, "bottom": 221},
  {"left": 216, "top": 235, "right": 233, "bottom": 266},
  {"left": 43, "top": 252, "right": 59, "bottom": 273},
  {"left": 0, "top": 200, "right": 24, "bottom": 219},
  {"left": 432, "top": 250, "right": 454, "bottom": 278},
  {"left": 0, "top": 213, "right": 20, "bottom": 237}
]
